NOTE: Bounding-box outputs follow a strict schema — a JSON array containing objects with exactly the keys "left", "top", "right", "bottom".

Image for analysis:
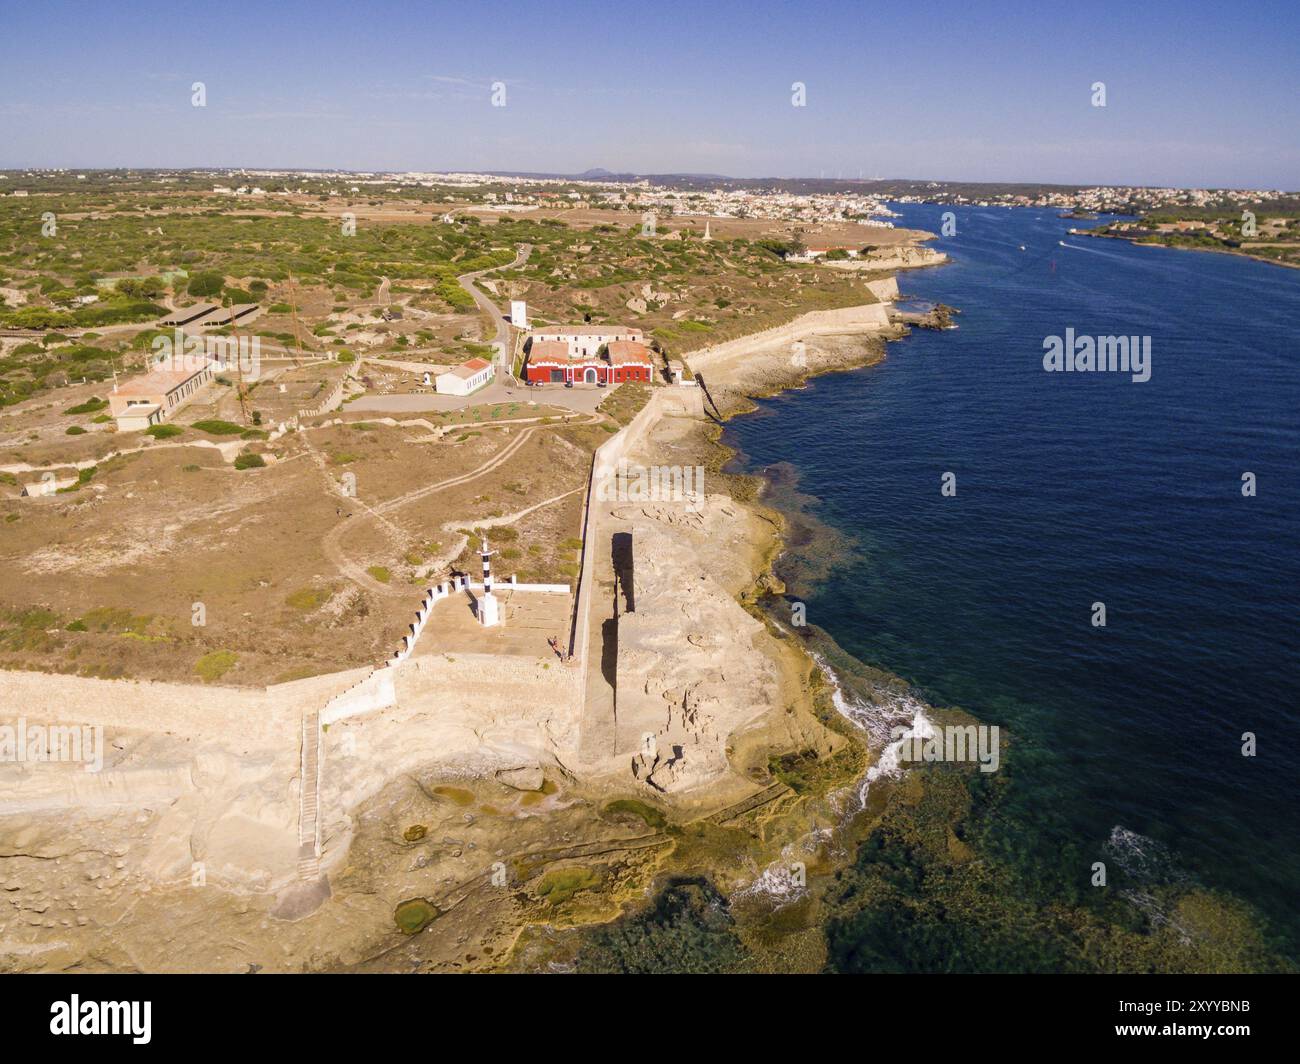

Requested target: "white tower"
[
  {"left": 510, "top": 300, "right": 528, "bottom": 329},
  {"left": 478, "top": 536, "right": 501, "bottom": 627},
  {"left": 703, "top": 220, "right": 712, "bottom": 241}
]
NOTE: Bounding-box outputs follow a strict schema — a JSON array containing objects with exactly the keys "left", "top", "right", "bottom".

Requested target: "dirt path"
[{"left": 318, "top": 413, "right": 602, "bottom": 598}]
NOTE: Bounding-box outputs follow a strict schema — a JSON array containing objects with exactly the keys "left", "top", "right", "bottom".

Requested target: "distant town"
[{"left": 4, "top": 166, "right": 1295, "bottom": 225}]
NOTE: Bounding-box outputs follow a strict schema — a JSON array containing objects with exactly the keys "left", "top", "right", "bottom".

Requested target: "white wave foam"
[
  {"left": 733, "top": 640, "right": 937, "bottom": 907},
  {"left": 736, "top": 829, "right": 832, "bottom": 906},
  {"left": 1105, "top": 824, "right": 1185, "bottom": 883},
  {"left": 808, "top": 649, "right": 936, "bottom": 808}
]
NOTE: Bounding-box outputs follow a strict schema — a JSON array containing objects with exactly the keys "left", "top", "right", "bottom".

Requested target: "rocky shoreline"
[{"left": 0, "top": 297, "right": 938, "bottom": 974}]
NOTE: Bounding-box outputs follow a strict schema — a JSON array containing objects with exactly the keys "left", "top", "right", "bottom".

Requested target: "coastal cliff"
[{"left": 0, "top": 306, "right": 909, "bottom": 974}]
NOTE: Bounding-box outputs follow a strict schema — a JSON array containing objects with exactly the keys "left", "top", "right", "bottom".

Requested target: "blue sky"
[{"left": 2, "top": 0, "right": 1297, "bottom": 187}]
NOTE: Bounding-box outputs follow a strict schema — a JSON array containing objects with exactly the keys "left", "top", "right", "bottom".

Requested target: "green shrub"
[
  {"left": 194, "top": 649, "right": 237, "bottom": 683},
  {"left": 65, "top": 425, "right": 86, "bottom": 435},
  {"left": 1, "top": 307, "right": 75, "bottom": 329},
  {"left": 191, "top": 419, "right": 244, "bottom": 435},
  {"left": 233, "top": 452, "right": 265, "bottom": 470},
  {"left": 187, "top": 271, "right": 225, "bottom": 298},
  {"left": 64, "top": 397, "right": 107, "bottom": 415},
  {"left": 77, "top": 606, "right": 149, "bottom": 635},
  {"left": 72, "top": 300, "right": 166, "bottom": 327},
  {"left": 146, "top": 424, "right": 183, "bottom": 439}
]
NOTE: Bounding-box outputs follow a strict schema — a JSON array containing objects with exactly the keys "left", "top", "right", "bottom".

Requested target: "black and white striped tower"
[{"left": 478, "top": 536, "right": 501, "bottom": 627}]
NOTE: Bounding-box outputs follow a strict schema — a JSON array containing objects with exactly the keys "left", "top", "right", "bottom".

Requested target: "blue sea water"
[{"left": 724, "top": 205, "right": 1300, "bottom": 956}]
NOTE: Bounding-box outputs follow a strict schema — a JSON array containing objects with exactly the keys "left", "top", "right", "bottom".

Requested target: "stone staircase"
[{"left": 297, "top": 711, "right": 321, "bottom": 881}]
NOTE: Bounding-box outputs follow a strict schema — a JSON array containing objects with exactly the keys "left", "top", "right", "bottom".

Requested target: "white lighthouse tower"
[
  {"left": 477, "top": 536, "right": 502, "bottom": 627},
  {"left": 510, "top": 300, "right": 528, "bottom": 329}
]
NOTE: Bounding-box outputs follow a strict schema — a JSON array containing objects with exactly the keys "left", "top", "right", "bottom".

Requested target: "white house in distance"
[
  {"left": 510, "top": 300, "right": 528, "bottom": 328},
  {"left": 435, "top": 357, "right": 495, "bottom": 397},
  {"left": 527, "top": 325, "right": 643, "bottom": 358}
]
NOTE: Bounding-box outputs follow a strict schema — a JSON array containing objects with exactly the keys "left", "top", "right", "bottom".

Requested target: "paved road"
[{"left": 456, "top": 243, "right": 531, "bottom": 382}]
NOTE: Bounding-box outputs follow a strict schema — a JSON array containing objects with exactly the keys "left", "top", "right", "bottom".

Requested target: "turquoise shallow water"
[{"left": 724, "top": 205, "right": 1300, "bottom": 960}]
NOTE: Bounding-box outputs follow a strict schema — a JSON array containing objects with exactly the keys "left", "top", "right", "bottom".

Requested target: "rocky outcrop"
[
  {"left": 496, "top": 764, "right": 546, "bottom": 791},
  {"left": 610, "top": 496, "right": 780, "bottom": 793}
]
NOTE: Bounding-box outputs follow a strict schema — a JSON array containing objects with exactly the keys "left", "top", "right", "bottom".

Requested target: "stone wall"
[
  {"left": 0, "top": 667, "right": 358, "bottom": 746},
  {"left": 685, "top": 302, "right": 892, "bottom": 374},
  {"left": 865, "top": 276, "right": 900, "bottom": 302},
  {"left": 298, "top": 378, "right": 345, "bottom": 419},
  {"left": 568, "top": 388, "right": 700, "bottom": 661}
]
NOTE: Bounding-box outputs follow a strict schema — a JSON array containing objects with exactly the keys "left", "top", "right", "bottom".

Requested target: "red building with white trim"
[
  {"left": 528, "top": 325, "right": 644, "bottom": 358},
  {"left": 525, "top": 337, "right": 655, "bottom": 385}
]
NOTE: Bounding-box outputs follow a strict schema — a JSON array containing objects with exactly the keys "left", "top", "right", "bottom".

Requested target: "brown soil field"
[{"left": 0, "top": 401, "right": 610, "bottom": 687}]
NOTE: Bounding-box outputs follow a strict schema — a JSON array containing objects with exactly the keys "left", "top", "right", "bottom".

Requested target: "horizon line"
[{"left": 0, "top": 165, "right": 1293, "bottom": 194}]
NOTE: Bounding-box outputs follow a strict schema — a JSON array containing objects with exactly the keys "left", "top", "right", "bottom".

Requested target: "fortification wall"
[
  {"left": 569, "top": 388, "right": 694, "bottom": 661},
  {"left": 865, "top": 276, "right": 900, "bottom": 301},
  {"left": 0, "top": 667, "right": 361, "bottom": 745},
  {"left": 685, "top": 302, "right": 892, "bottom": 374}
]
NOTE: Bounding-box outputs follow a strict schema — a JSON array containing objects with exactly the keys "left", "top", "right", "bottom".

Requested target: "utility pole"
[
  {"left": 287, "top": 272, "right": 305, "bottom": 366},
  {"left": 227, "top": 307, "right": 250, "bottom": 426}
]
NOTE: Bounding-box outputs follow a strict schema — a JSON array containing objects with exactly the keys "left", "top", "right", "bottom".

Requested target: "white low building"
[
  {"left": 435, "top": 357, "right": 494, "bottom": 396},
  {"left": 108, "top": 358, "right": 220, "bottom": 431}
]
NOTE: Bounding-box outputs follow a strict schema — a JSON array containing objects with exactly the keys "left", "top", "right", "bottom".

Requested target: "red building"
[
  {"left": 606, "top": 341, "right": 655, "bottom": 382},
  {"left": 525, "top": 338, "right": 655, "bottom": 385}
]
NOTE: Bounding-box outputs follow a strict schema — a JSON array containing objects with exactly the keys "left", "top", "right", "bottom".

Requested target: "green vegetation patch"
[
  {"left": 573, "top": 877, "right": 747, "bottom": 974},
  {"left": 601, "top": 798, "right": 669, "bottom": 831},
  {"left": 77, "top": 606, "right": 151, "bottom": 636},
  {"left": 535, "top": 865, "right": 601, "bottom": 906},
  {"left": 285, "top": 586, "right": 329, "bottom": 611},
  {"left": 145, "top": 424, "right": 184, "bottom": 439},
  {"left": 194, "top": 649, "right": 238, "bottom": 683},
  {"left": 394, "top": 897, "right": 441, "bottom": 935},
  {"left": 191, "top": 419, "right": 245, "bottom": 435}
]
